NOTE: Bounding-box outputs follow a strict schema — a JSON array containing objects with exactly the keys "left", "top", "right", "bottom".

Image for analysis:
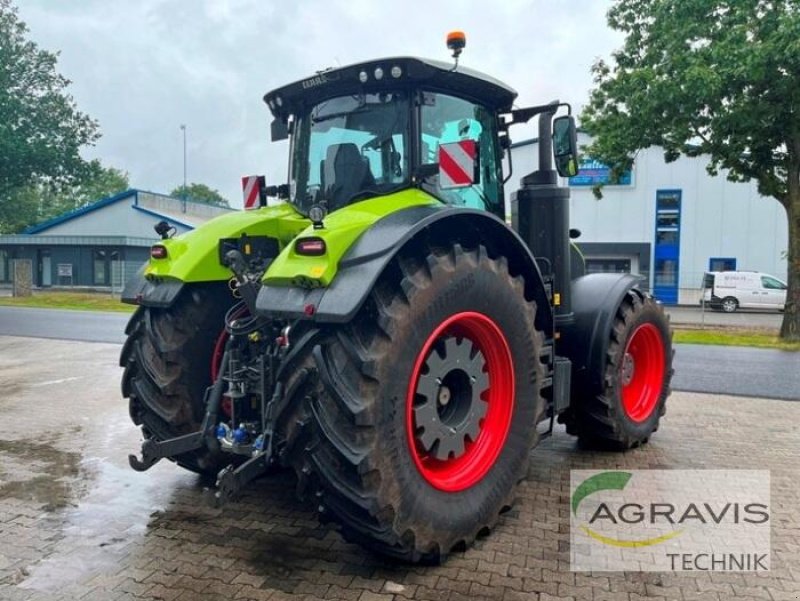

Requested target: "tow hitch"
[
  {"left": 129, "top": 345, "right": 232, "bottom": 472},
  {"left": 128, "top": 299, "right": 314, "bottom": 505}
]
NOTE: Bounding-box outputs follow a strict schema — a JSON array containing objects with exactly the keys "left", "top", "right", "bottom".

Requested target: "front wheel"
[
  {"left": 572, "top": 288, "right": 673, "bottom": 449},
  {"left": 305, "top": 245, "right": 544, "bottom": 562}
]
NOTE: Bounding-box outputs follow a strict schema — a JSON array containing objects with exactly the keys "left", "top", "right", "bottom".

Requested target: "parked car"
[{"left": 702, "top": 271, "right": 787, "bottom": 312}]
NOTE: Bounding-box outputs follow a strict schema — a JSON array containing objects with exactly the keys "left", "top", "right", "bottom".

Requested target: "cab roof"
[{"left": 264, "top": 56, "right": 518, "bottom": 117}]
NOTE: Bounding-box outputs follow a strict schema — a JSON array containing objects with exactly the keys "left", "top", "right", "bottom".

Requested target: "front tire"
[
  {"left": 306, "top": 244, "right": 544, "bottom": 562},
  {"left": 120, "top": 284, "right": 234, "bottom": 474},
  {"left": 572, "top": 288, "right": 673, "bottom": 449}
]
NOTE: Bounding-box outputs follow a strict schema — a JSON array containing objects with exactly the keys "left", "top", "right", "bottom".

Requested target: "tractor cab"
[{"left": 264, "top": 57, "right": 518, "bottom": 220}]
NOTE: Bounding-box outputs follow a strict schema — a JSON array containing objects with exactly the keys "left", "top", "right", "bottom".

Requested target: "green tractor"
[{"left": 121, "top": 38, "right": 673, "bottom": 562}]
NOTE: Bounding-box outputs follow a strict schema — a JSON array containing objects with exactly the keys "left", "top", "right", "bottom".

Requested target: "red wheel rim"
[
  {"left": 620, "top": 323, "right": 665, "bottom": 422},
  {"left": 406, "top": 312, "right": 515, "bottom": 492}
]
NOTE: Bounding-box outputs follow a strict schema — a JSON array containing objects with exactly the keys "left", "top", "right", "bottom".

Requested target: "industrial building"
[
  {"left": 0, "top": 190, "right": 232, "bottom": 290},
  {"left": 509, "top": 134, "right": 789, "bottom": 304}
]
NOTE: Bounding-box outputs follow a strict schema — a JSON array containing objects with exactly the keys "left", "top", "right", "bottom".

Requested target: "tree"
[
  {"left": 0, "top": 185, "right": 41, "bottom": 233},
  {"left": 170, "top": 183, "right": 230, "bottom": 208},
  {"left": 0, "top": 0, "right": 99, "bottom": 204},
  {"left": 61, "top": 160, "right": 129, "bottom": 211},
  {"left": 0, "top": 161, "right": 129, "bottom": 233},
  {"left": 581, "top": 0, "right": 800, "bottom": 340}
]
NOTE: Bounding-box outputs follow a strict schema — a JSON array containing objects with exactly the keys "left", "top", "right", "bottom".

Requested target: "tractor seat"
[{"left": 323, "top": 143, "right": 375, "bottom": 210}]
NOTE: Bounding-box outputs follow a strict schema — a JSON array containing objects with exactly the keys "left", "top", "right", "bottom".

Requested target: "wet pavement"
[
  {"left": 0, "top": 307, "right": 129, "bottom": 344},
  {"left": 1, "top": 335, "right": 799, "bottom": 601}
]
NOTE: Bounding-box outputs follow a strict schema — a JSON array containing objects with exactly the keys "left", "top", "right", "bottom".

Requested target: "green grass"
[
  {"left": 0, "top": 291, "right": 135, "bottom": 313},
  {"left": 674, "top": 328, "right": 800, "bottom": 351}
]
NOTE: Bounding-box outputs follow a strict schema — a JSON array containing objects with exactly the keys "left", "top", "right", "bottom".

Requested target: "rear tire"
[
  {"left": 305, "top": 244, "right": 544, "bottom": 562},
  {"left": 721, "top": 297, "right": 738, "bottom": 313},
  {"left": 120, "top": 284, "right": 233, "bottom": 475},
  {"left": 573, "top": 288, "right": 673, "bottom": 449}
]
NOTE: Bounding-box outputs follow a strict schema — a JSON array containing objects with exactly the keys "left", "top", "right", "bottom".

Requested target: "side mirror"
[
  {"left": 552, "top": 115, "right": 579, "bottom": 178},
  {"left": 271, "top": 118, "right": 289, "bottom": 142}
]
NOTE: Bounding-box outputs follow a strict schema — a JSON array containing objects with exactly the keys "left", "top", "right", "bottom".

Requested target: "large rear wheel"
[
  {"left": 120, "top": 284, "right": 234, "bottom": 475},
  {"left": 306, "top": 244, "right": 545, "bottom": 562}
]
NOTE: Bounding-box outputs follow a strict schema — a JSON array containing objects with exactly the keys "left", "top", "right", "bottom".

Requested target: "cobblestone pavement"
[{"left": 1, "top": 335, "right": 798, "bottom": 601}]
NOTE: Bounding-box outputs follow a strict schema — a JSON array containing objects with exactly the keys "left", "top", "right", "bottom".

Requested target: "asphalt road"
[
  {"left": 0, "top": 306, "right": 797, "bottom": 400},
  {"left": 0, "top": 306, "right": 130, "bottom": 344},
  {"left": 670, "top": 343, "right": 799, "bottom": 401}
]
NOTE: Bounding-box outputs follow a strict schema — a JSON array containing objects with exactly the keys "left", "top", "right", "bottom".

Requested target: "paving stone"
[{"left": 0, "top": 340, "right": 797, "bottom": 601}]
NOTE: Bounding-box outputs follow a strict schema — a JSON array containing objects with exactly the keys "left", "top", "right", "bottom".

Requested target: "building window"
[
  {"left": 93, "top": 249, "right": 120, "bottom": 285},
  {"left": 654, "top": 258, "right": 678, "bottom": 286},
  {"left": 656, "top": 230, "right": 678, "bottom": 244},
  {"left": 93, "top": 251, "right": 107, "bottom": 284},
  {"left": 586, "top": 258, "right": 632, "bottom": 274},
  {"left": 709, "top": 257, "right": 736, "bottom": 272},
  {"left": 0, "top": 250, "right": 7, "bottom": 282}
]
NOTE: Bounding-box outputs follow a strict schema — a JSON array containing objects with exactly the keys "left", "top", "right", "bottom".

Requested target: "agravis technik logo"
[
  {"left": 572, "top": 471, "right": 683, "bottom": 547},
  {"left": 570, "top": 470, "right": 770, "bottom": 572}
]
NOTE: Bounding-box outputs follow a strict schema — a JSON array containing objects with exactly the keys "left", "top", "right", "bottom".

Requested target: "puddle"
[
  {"left": 13, "top": 417, "right": 198, "bottom": 592},
  {"left": 19, "top": 458, "right": 194, "bottom": 591},
  {"left": 29, "top": 376, "right": 85, "bottom": 388},
  {"left": 0, "top": 436, "right": 87, "bottom": 511},
  {"left": 4, "top": 412, "right": 357, "bottom": 595}
]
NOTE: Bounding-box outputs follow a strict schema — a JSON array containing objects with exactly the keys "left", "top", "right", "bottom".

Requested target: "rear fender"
[
  {"left": 257, "top": 206, "right": 554, "bottom": 335},
  {"left": 121, "top": 204, "right": 309, "bottom": 307},
  {"left": 558, "top": 273, "right": 645, "bottom": 394},
  {"left": 121, "top": 265, "right": 185, "bottom": 308}
]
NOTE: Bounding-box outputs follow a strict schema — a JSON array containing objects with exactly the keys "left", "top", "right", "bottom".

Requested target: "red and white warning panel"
[
  {"left": 438, "top": 140, "right": 479, "bottom": 189},
  {"left": 241, "top": 175, "right": 266, "bottom": 210}
]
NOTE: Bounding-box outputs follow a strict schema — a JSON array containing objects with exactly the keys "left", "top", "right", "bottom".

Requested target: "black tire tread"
[
  {"left": 304, "top": 244, "right": 545, "bottom": 562},
  {"left": 120, "top": 284, "right": 232, "bottom": 474},
  {"left": 575, "top": 288, "right": 674, "bottom": 449}
]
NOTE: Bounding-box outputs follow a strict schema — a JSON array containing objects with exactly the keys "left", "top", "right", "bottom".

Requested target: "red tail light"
[
  {"left": 150, "top": 245, "right": 168, "bottom": 259},
  {"left": 294, "top": 237, "right": 326, "bottom": 256}
]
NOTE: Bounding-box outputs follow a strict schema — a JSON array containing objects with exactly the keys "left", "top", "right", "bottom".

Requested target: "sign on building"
[
  {"left": 57, "top": 263, "right": 74, "bottom": 286},
  {"left": 570, "top": 158, "right": 633, "bottom": 187}
]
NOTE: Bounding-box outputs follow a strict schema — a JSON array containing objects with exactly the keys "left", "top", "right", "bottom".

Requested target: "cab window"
[
  {"left": 290, "top": 92, "right": 410, "bottom": 212},
  {"left": 761, "top": 276, "right": 786, "bottom": 290},
  {"left": 420, "top": 92, "right": 502, "bottom": 215}
]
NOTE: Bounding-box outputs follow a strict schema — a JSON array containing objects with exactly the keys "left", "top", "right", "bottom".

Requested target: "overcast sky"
[{"left": 18, "top": 1, "right": 623, "bottom": 207}]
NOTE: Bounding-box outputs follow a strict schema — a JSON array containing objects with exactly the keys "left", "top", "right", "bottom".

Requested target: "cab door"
[
  {"left": 759, "top": 275, "right": 787, "bottom": 309},
  {"left": 418, "top": 91, "right": 504, "bottom": 220}
]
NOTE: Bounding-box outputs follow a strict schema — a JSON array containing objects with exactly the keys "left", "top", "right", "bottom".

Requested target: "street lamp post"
[{"left": 180, "top": 124, "right": 187, "bottom": 213}]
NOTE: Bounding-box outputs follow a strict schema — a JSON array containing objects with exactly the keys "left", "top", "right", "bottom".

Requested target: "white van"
[{"left": 702, "top": 271, "right": 787, "bottom": 312}]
